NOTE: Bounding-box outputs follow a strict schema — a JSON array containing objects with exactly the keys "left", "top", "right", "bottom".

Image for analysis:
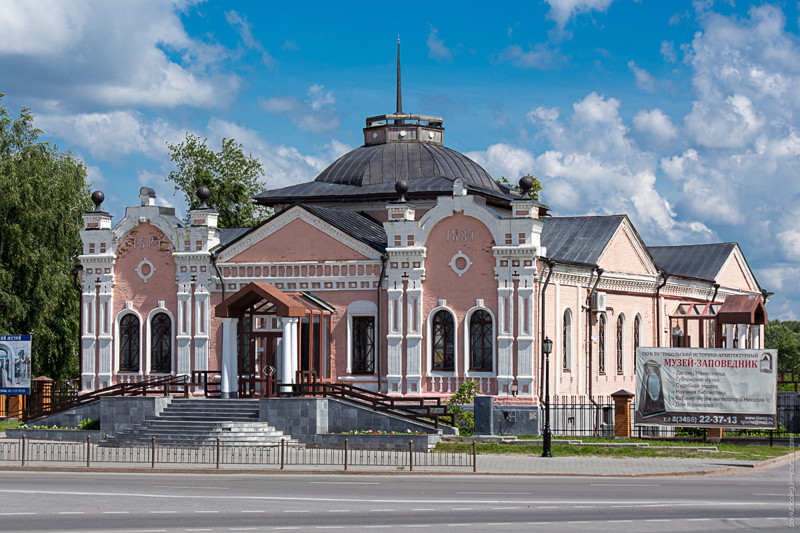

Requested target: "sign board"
[
  {"left": 0, "top": 335, "right": 31, "bottom": 395},
  {"left": 635, "top": 347, "right": 777, "bottom": 429}
]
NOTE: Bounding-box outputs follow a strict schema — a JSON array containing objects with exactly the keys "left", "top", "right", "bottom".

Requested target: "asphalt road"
[{"left": 0, "top": 465, "right": 794, "bottom": 532}]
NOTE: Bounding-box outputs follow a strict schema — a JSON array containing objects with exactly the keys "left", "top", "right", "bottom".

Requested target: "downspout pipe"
[
  {"left": 655, "top": 271, "right": 669, "bottom": 348},
  {"left": 586, "top": 266, "right": 603, "bottom": 401},
  {"left": 711, "top": 283, "right": 720, "bottom": 304},
  {"left": 210, "top": 252, "right": 225, "bottom": 302},
  {"left": 539, "top": 259, "right": 555, "bottom": 399},
  {"left": 376, "top": 253, "right": 389, "bottom": 393}
]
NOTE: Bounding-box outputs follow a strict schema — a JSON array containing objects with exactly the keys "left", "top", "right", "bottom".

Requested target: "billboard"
[
  {"left": 0, "top": 335, "right": 31, "bottom": 395},
  {"left": 635, "top": 347, "right": 777, "bottom": 429}
]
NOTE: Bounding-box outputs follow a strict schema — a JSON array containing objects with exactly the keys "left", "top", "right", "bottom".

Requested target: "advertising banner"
[
  {"left": 0, "top": 334, "right": 32, "bottom": 395},
  {"left": 635, "top": 347, "right": 777, "bottom": 429}
]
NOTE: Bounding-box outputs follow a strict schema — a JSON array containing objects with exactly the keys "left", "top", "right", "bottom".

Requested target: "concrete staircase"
[{"left": 103, "top": 398, "right": 298, "bottom": 446}]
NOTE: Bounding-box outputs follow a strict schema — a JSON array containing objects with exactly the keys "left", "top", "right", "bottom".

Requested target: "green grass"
[
  {"left": 0, "top": 419, "right": 21, "bottom": 431},
  {"left": 434, "top": 438, "right": 791, "bottom": 461}
]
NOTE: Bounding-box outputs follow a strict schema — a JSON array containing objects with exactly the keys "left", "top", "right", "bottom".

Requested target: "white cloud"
[
  {"left": 545, "top": 0, "right": 615, "bottom": 34},
  {"left": 632, "top": 109, "right": 678, "bottom": 145},
  {"left": 628, "top": 61, "right": 657, "bottom": 93},
  {"left": 465, "top": 143, "right": 536, "bottom": 182},
  {"left": 260, "top": 85, "right": 339, "bottom": 134},
  {"left": 0, "top": 0, "right": 237, "bottom": 111},
  {"left": 427, "top": 25, "right": 453, "bottom": 62},
  {"left": 35, "top": 110, "right": 181, "bottom": 160},
  {"left": 661, "top": 40, "right": 677, "bottom": 63},
  {"left": 497, "top": 44, "right": 563, "bottom": 70},
  {"left": 225, "top": 10, "right": 274, "bottom": 68}
]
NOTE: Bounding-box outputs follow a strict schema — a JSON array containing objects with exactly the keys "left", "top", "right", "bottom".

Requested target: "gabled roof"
[
  {"left": 213, "top": 203, "right": 387, "bottom": 255},
  {"left": 648, "top": 243, "right": 737, "bottom": 281},
  {"left": 541, "top": 215, "right": 627, "bottom": 265}
]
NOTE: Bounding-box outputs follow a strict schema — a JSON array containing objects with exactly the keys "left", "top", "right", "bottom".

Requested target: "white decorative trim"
[
  {"left": 449, "top": 250, "right": 473, "bottom": 277},
  {"left": 135, "top": 258, "right": 155, "bottom": 283}
]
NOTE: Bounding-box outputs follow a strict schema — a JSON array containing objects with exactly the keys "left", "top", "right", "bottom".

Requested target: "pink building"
[{"left": 78, "top": 90, "right": 768, "bottom": 409}]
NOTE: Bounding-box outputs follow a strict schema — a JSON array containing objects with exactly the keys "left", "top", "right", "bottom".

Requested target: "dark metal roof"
[
  {"left": 648, "top": 243, "right": 736, "bottom": 281},
  {"left": 255, "top": 174, "right": 518, "bottom": 205},
  {"left": 299, "top": 204, "right": 387, "bottom": 252},
  {"left": 541, "top": 215, "right": 626, "bottom": 265},
  {"left": 218, "top": 227, "right": 250, "bottom": 247}
]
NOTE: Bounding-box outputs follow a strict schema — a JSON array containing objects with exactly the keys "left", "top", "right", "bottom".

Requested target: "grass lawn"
[
  {"left": 435, "top": 438, "right": 791, "bottom": 461},
  {"left": 0, "top": 419, "right": 21, "bottom": 431}
]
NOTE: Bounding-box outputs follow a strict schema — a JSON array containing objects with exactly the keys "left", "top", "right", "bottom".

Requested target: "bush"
[
  {"left": 447, "top": 380, "right": 480, "bottom": 436},
  {"left": 79, "top": 418, "right": 100, "bottom": 430}
]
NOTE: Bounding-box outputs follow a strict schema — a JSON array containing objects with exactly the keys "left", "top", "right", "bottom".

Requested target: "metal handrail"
[{"left": 21, "top": 375, "right": 190, "bottom": 422}]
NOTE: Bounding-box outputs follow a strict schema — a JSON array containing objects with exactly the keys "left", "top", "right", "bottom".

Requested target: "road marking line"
[
  {"left": 58, "top": 512, "right": 85, "bottom": 515},
  {"left": 153, "top": 486, "right": 228, "bottom": 490},
  {"left": 369, "top": 509, "right": 394, "bottom": 512},
  {"left": 310, "top": 482, "right": 379, "bottom": 485},
  {"left": 151, "top": 511, "right": 177, "bottom": 514},
  {"left": 458, "top": 492, "right": 531, "bottom": 495},
  {"left": 327, "top": 510, "right": 350, "bottom": 513},
  {"left": 591, "top": 483, "right": 660, "bottom": 487},
  {"left": 241, "top": 510, "right": 265, "bottom": 513},
  {"left": 492, "top": 507, "right": 521, "bottom": 510},
  {"left": 284, "top": 510, "right": 309, "bottom": 513},
  {"left": 645, "top": 519, "right": 671, "bottom": 522},
  {"left": 411, "top": 508, "right": 435, "bottom": 511},
  {"left": 687, "top": 518, "right": 711, "bottom": 521},
  {"left": 103, "top": 511, "right": 130, "bottom": 515},
  {"left": 195, "top": 510, "right": 219, "bottom": 514},
  {"left": 0, "top": 513, "right": 36, "bottom": 516}
]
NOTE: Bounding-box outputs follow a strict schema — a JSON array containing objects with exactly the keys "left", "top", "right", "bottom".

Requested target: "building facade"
[{"left": 78, "top": 96, "right": 768, "bottom": 407}]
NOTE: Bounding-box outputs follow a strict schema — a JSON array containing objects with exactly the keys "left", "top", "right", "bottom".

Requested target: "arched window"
[
  {"left": 633, "top": 315, "right": 641, "bottom": 373},
  {"left": 598, "top": 314, "right": 606, "bottom": 374},
  {"left": 616, "top": 314, "right": 624, "bottom": 374},
  {"left": 432, "top": 310, "right": 455, "bottom": 371},
  {"left": 733, "top": 325, "right": 739, "bottom": 348},
  {"left": 562, "top": 309, "right": 572, "bottom": 371},
  {"left": 352, "top": 316, "right": 375, "bottom": 374},
  {"left": 151, "top": 312, "right": 171, "bottom": 373},
  {"left": 120, "top": 314, "right": 140, "bottom": 372},
  {"left": 469, "top": 310, "right": 493, "bottom": 371}
]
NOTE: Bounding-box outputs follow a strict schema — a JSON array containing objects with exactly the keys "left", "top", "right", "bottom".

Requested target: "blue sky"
[{"left": 1, "top": 0, "right": 799, "bottom": 320}]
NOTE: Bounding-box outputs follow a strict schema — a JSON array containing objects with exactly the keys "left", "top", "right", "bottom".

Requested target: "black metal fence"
[
  {"left": 548, "top": 393, "right": 800, "bottom": 441},
  {"left": 0, "top": 437, "right": 477, "bottom": 472}
]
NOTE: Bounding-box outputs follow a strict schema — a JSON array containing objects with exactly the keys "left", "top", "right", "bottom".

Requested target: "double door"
[{"left": 239, "top": 332, "right": 281, "bottom": 398}]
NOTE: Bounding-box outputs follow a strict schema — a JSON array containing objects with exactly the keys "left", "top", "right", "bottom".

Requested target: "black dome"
[{"left": 314, "top": 141, "right": 502, "bottom": 193}]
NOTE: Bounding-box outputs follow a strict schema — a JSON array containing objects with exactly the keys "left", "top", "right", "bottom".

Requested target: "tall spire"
[{"left": 396, "top": 37, "right": 402, "bottom": 115}]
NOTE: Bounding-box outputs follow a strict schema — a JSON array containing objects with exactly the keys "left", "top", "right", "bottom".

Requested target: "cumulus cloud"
[
  {"left": 260, "top": 85, "right": 339, "bottom": 134},
  {"left": 427, "top": 25, "right": 453, "bottom": 62},
  {"left": 497, "top": 44, "right": 564, "bottom": 70},
  {"left": 628, "top": 61, "right": 657, "bottom": 93},
  {"left": 661, "top": 40, "right": 677, "bottom": 63},
  {"left": 0, "top": 0, "right": 238, "bottom": 111},
  {"left": 632, "top": 109, "right": 678, "bottom": 146}
]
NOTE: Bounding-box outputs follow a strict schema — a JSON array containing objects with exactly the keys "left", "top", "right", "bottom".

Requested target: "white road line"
[
  {"left": 457, "top": 492, "right": 531, "bottom": 495},
  {"left": 0, "top": 513, "right": 36, "bottom": 516},
  {"left": 229, "top": 528, "right": 258, "bottom": 531},
  {"left": 184, "top": 529, "right": 212, "bottom": 532},
  {"left": 537, "top": 506, "right": 558, "bottom": 509},
  {"left": 411, "top": 508, "right": 435, "bottom": 511},
  {"left": 451, "top": 507, "right": 472, "bottom": 511},
  {"left": 327, "top": 510, "right": 350, "bottom": 513},
  {"left": 58, "top": 512, "right": 85, "bottom": 515},
  {"left": 645, "top": 519, "right": 672, "bottom": 522},
  {"left": 486, "top": 523, "right": 513, "bottom": 526},
  {"left": 492, "top": 507, "right": 522, "bottom": 510},
  {"left": 195, "top": 510, "right": 220, "bottom": 514},
  {"left": 284, "top": 510, "right": 309, "bottom": 513},
  {"left": 591, "top": 483, "right": 660, "bottom": 487},
  {"left": 103, "top": 511, "right": 130, "bottom": 515},
  {"left": 309, "top": 482, "right": 379, "bottom": 485},
  {"left": 369, "top": 509, "right": 394, "bottom": 512},
  {"left": 153, "top": 486, "right": 228, "bottom": 490},
  {"left": 686, "top": 518, "right": 711, "bottom": 521},
  {"left": 150, "top": 510, "right": 177, "bottom": 514},
  {"left": 240, "top": 510, "right": 265, "bottom": 513}
]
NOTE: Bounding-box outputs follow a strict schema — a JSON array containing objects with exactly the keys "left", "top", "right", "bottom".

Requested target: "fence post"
[
  {"left": 216, "top": 437, "right": 221, "bottom": 469},
  {"left": 408, "top": 440, "right": 413, "bottom": 472},
  {"left": 86, "top": 436, "right": 91, "bottom": 468},
  {"left": 344, "top": 439, "right": 348, "bottom": 471},
  {"left": 280, "top": 438, "right": 285, "bottom": 470},
  {"left": 21, "top": 435, "right": 26, "bottom": 467},
  {"left": 151, "top": 436, "right": 156, "bottom": 469},
  {"left": 472, "top": 440, "right": 477, "bottom": 473}
]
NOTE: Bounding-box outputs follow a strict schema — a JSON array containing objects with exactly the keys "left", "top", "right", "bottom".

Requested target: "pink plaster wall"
[
  {"left": 113, "top": 223, "right": 177, "bottom": 375},
  {"left": 421, "top": 213, "right": 497, "bottom": 389},
  {"left": 598, "top": 226, "right": 651, "bottom": 275},
  {"left": 716, "top": 253, "right": 756, "bottom": 292},
  {"left": 229, "top": 219, "right": 370, "bottom": 262}
]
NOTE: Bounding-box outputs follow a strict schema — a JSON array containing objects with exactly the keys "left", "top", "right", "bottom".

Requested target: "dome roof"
[{"left": 314, "top": 141, "right": 502, "bottom": 192}]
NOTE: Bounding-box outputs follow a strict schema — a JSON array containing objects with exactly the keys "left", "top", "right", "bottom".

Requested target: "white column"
[
  {"left": 193, "top": 285, "right": 210, "bottom": 374},
  {"left": 496, "top": 274, "right": 515, "bottom": 395},
  {"left": 81, "top": 283, "right": 97, "bottom": 391},
  {"left": 386, "top": 277, "right": 404, "bottom": 394},
  {"left": 220, "top": 317, "right": 239, "bottom": 398},
  {"left": 405, "top": 278, "right": 423, "bottom": 394},
  {"left": 281, "top": 317, "right": 299, "bottom": 392},
  {"left": 176, "top": 281, "right": 192, "bottom": 376},
  {"left": 516, "top": 277, "right": 535, "bottom": 397},
  {"left": 96, "top": 282, "right": 114, "bottom": 386}
]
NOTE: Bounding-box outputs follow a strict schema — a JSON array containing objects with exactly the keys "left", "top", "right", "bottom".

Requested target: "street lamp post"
[{"left": 542, "top": 336, "right": 553, "bottom": 458}]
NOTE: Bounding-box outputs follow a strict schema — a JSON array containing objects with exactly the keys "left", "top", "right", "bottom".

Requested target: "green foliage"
[
  {"left": 495, "top": 173, "right": 543, "bottom": 202},
  {"left": 674, "top": 426, "right": 706, "bottom": 438},
  {"left": 447, "top": 380, "right": 481, "bottom": 436},
  {"left": 766, "top": 319, "right": 800, "bottom": 374},
  {"left": 166, "top": 133, "right": 268, "bottom": 228},
  {"left": 79, "top": 418, "right": 100, "bottom": 430},
  {"left": 0, "top": 95, "right": 90, "bottom": 380}
]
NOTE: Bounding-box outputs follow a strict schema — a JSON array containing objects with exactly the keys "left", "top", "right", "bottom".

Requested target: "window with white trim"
[
  {"left": 562, "top": 309, "right": 572, "bottom": 371},
  {"left": 150, "top": 312, "right": 171, "bottom": 373},
  {"left": 469, "top": 310, "right": 493, "bottom": 371},
  {"left": 598, "top": 313, "right": 606, "bottom": 374},
  {"left": 432, "top": 310, "right": 455, "bottom": 371},
  {"left": 120, "top": 314, "right": 140, "bottom": 372},
  {"left": 352, "top": 316, "right": 375, "bottom": 374}
]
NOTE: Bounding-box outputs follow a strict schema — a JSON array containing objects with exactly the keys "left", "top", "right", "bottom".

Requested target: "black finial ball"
[
  {"left": 395, "top": 180, "right": 409, "bottom": 197},
  {"left": 196, "top": 186, "right": 211, "bottom": 206},
  {"left": 91, "top": 190, "right": 105, "bottom": 210},
  {"left": 519, "top": 175, "right": 533, "bottom": 195}
]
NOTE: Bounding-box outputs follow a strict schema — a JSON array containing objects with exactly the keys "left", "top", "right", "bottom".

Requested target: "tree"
[
  {"left": 766, "top": 319, "right": 800, "bottom": 374},
  {"left": 0, "top": 95, "right": 91, "bottom": 380},
  {"left": 496, "top": 173, "right": 543, "bottom": 202},
  {"left": 166, "top": 133, "right": 268, "bottom": 228}
]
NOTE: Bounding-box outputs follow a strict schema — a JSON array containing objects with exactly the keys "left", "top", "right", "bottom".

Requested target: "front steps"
[{"left": 103, "top": 398, "right": 299, "bottom": 446}]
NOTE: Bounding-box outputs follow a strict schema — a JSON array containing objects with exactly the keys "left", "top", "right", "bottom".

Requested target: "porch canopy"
[
  {"left": 716, "top": 294, "right": 768, "bottom": 325},
  {"left": 216, "top": 281, "right": 307, "bottom": 318}
]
